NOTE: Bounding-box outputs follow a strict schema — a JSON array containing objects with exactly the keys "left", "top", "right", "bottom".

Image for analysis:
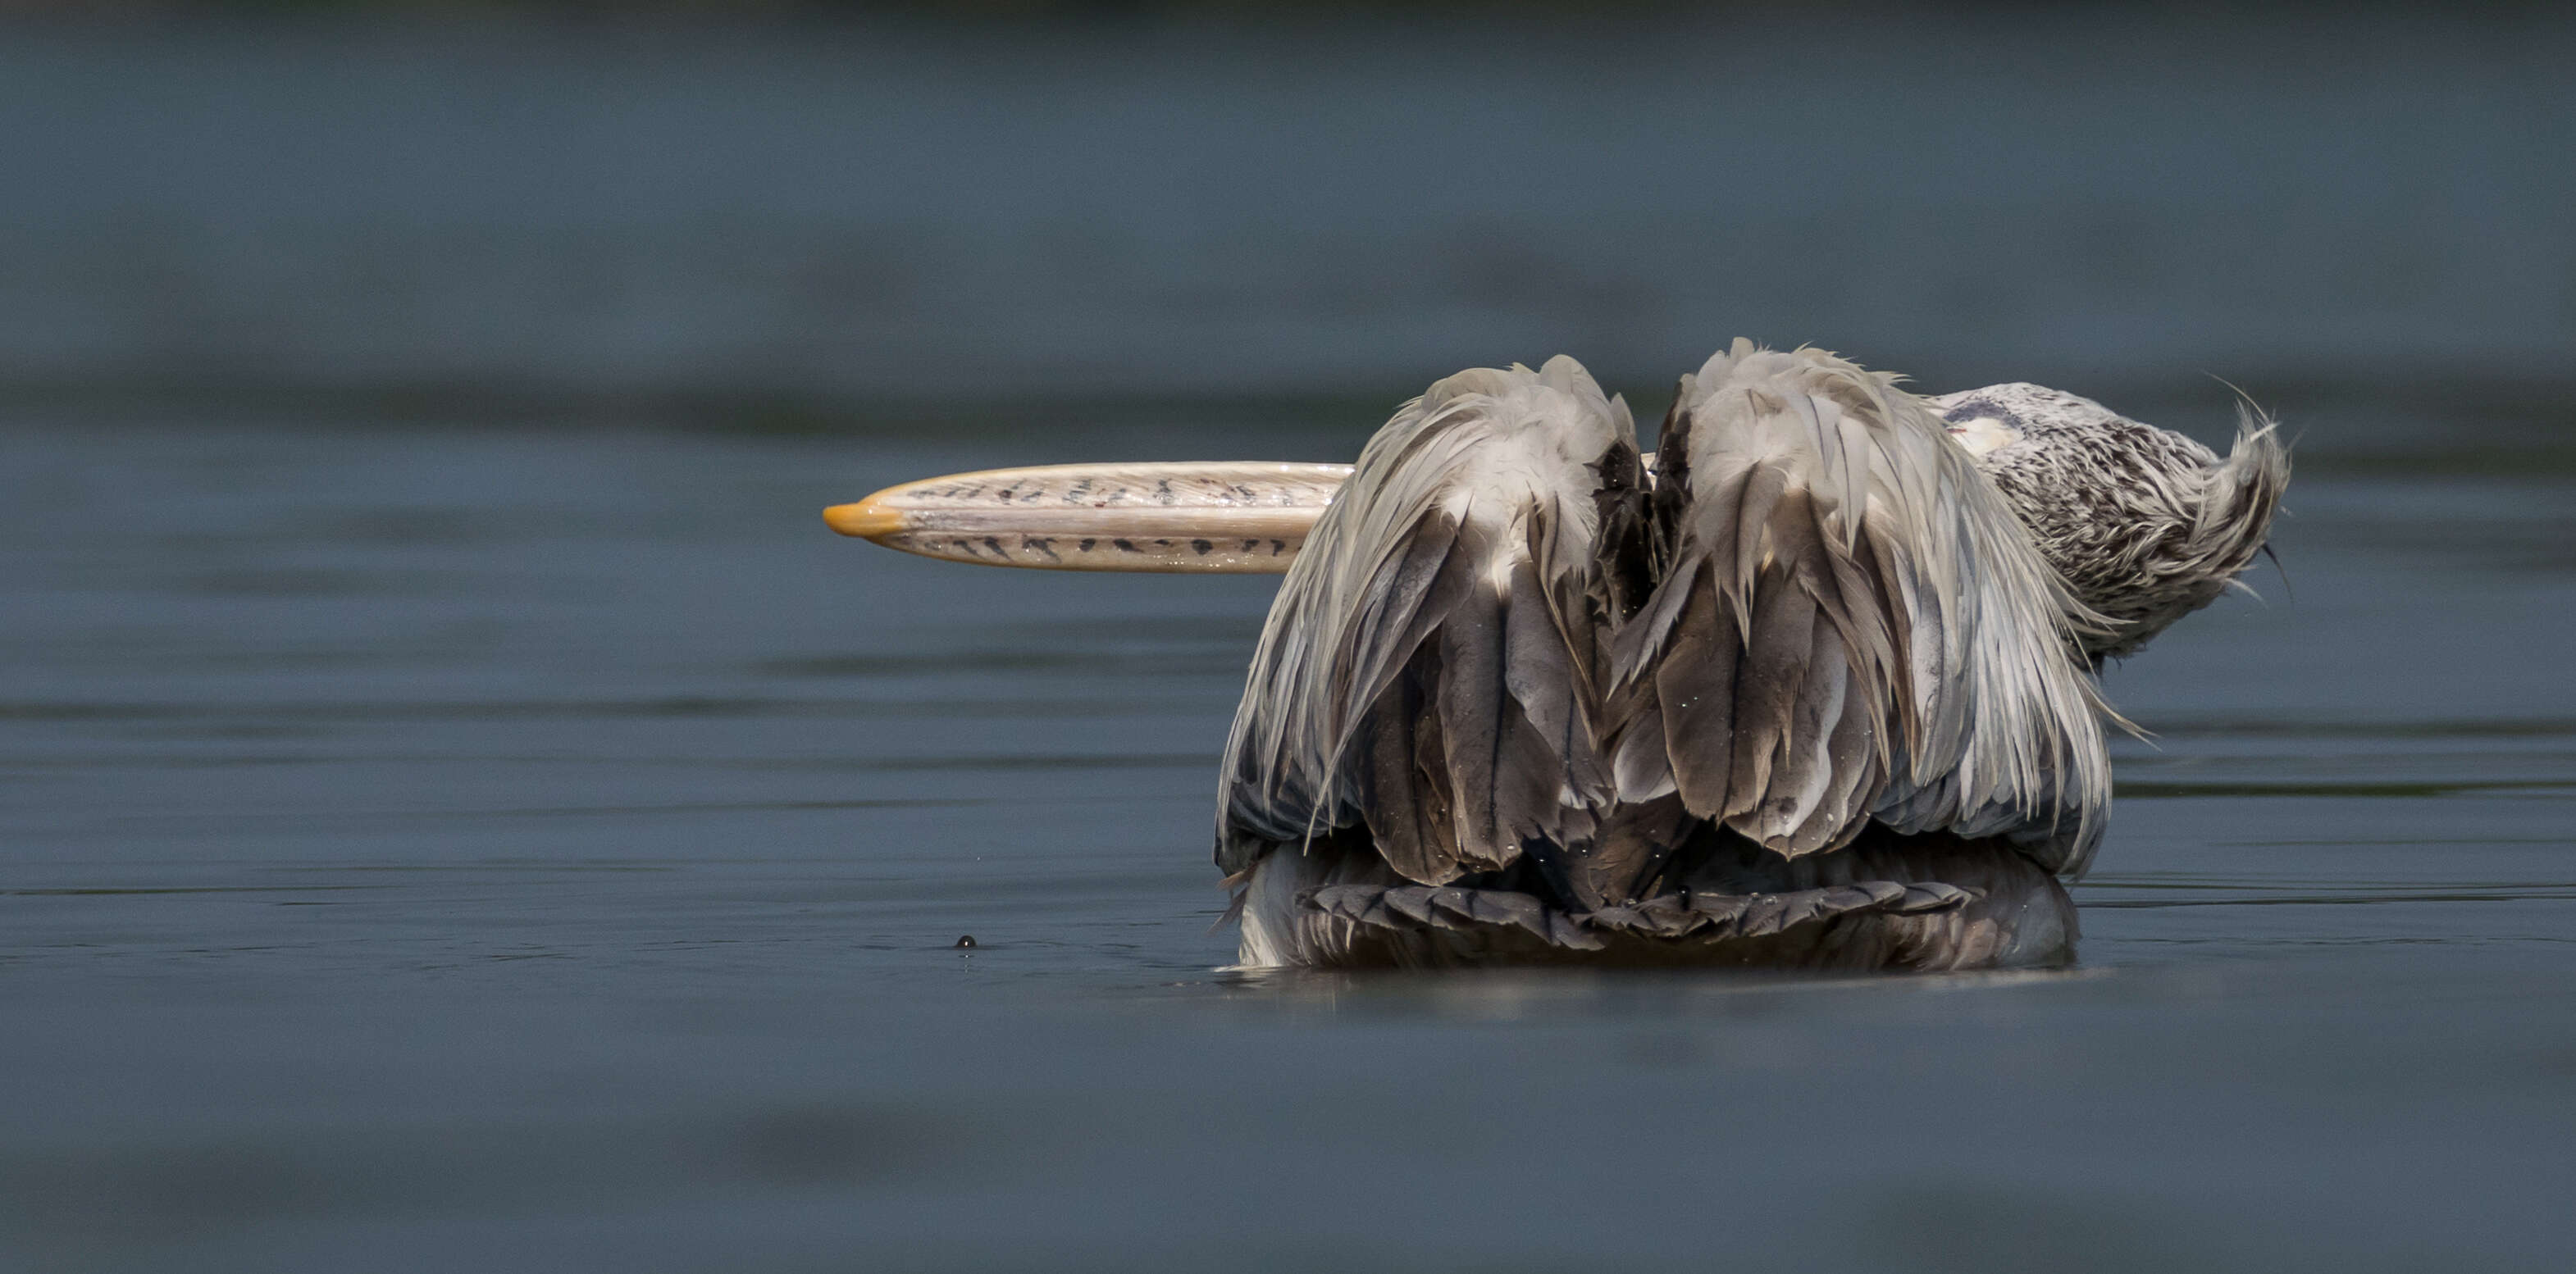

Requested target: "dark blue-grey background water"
[{"left": 6, "top": 9, "right": 2575, "bottom": 1271}]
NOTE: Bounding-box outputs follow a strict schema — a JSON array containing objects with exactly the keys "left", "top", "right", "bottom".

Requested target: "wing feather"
[
  {"left": 1610, "top": 341, "right": 2111, "bottom": 872},
  {"left": 1224, "top": 341, "right": 2115, "bottom": 928},
  {"left": 1216, "top": 357, "right": 1645, "bottom": 894}
]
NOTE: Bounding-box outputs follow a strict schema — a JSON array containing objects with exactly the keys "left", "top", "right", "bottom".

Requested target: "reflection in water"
[
  {"left": 2118, "top": 779, "right": 2576, "bottom": 798},
  {"left": 1215, "top": 962, "right": 2112, "bottom": 1021}
]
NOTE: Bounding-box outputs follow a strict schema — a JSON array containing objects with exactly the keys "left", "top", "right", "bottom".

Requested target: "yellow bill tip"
[{"left": 822, "top": 494, "right": 910, "bottom": 540}]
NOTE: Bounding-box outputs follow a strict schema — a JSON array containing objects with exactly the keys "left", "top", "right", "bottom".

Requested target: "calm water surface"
[{"left": 5, "top": 415, "right": 2574, "bottom": 1272}]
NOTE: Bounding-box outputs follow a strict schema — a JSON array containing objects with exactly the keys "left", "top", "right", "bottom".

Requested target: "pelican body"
[{"left": 829, "top": 342, "right": 2286, "bottom": 971}]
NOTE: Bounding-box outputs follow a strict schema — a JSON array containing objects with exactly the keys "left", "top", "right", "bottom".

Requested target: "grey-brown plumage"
[
  {"left": 1929, "top": 383, "right": 2288, "bottom": 662},
  {"left": 1218, "top": 357, "right": 1632, "bottom": 895},
  {"left": 1221, "top": 342, "right": 2287, "bottom": 971}
]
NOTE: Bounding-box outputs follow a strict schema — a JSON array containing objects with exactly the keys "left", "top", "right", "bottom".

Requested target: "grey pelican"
[{"left": 828, "top": 341, "right": 2287, "bottom": 971}]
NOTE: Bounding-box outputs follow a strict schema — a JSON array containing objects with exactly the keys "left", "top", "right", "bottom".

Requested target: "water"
[
  {"left": 4, "top": 406, "right": 2573, "bottom": 1272},
  {"left": 5, "top": 10, "right": 2575, "bottom": 1269},
  {"left": 3, "top": 11, "right": 2573, "bottom": 402}
]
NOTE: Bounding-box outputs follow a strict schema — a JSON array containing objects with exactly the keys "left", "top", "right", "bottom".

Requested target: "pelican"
[{"left": 828, "top": 342, "right": 2287, "bottom": 971}]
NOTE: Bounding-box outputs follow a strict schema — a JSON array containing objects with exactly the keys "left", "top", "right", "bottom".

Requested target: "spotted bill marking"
[{"left": 853, "top": 462, "right": 1353, "bottom": 573}]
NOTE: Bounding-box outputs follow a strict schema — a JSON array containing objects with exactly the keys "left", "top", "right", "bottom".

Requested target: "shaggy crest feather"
[{"left": 1925, "top": 383, "right": 2291, "bottom": 661}]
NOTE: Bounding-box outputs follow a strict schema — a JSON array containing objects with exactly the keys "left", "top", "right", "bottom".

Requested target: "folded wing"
[
  {"left": 1216, "top": 356, "right": 1646, "bottom": 893},
  {"left": 1609, "top": 342, "right": 2112, "bottom": 873}
]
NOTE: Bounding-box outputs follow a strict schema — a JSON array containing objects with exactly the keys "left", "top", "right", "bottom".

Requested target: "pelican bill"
[{"left": 826, "top": 461, "right": 1349, "bottom": 572}]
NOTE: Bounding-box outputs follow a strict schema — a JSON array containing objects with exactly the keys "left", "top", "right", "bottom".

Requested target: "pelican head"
[{"left": 1927, "top": 383, "right": 2290, "bottom": 662}]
